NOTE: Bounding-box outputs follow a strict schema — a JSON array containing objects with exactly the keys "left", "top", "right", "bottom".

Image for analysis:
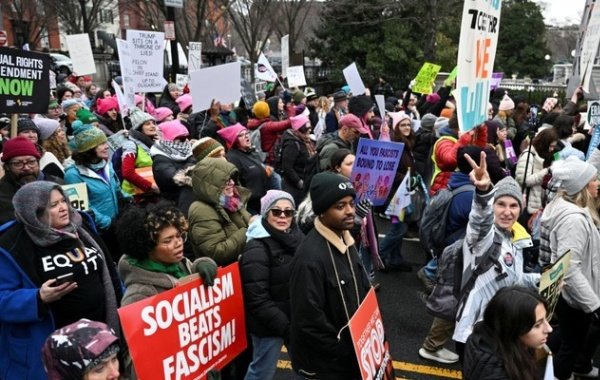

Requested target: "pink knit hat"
[
  {"left": 134, "top": 95, "right": 156, "bottom": 115},
  {"left": 389, "top": 111, "right": 411, "bottom": 129},
  {"left": 290, "top": 114, "right": 309, "bottom": 130},
  {"left": 499, "top": 92, "right": 515, "bottom": 111},
  {"left": 217, "top": 123, "right": 247, "bottom": 149},
  {"left": 176, "top": 94, "right": 193, "bottom": 113},
  {"left": 153, "top": 107, "right": 174, "bottom": 123},
  {"left": 96, "top": 96, "right": 119, "bottom": 116},
  {"left": 159, "top": 120, "right": 189, "bottom": 141}
]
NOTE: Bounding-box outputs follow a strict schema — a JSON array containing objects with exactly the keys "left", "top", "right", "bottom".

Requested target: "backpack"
[
  {"left": 303, "top": 132, "right": 339, "bottom": 192},
  {"left": 272, "top": 134, "right": 298, "bottom": 173},
  {"left": 249, "top": 122, "right": 267, "bottom": 162},
  {"left": 111, "top": 147, "right": 124, "bottom": 182},
  {"left": 425, "top": 233, "right": 503, "bottom": 321},
  {"left": 419, "top": 184, "right": 475, "bottom": 256}
]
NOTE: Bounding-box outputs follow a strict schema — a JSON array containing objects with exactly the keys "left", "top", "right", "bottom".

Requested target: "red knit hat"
[
  {"left": 96, "top": 96, "right": 119, "bottom": 116},
  {"left": 1, "top": 136, "right": 41, "bottom": 162}
]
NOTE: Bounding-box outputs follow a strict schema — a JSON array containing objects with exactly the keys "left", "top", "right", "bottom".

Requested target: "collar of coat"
[{"left": 315, "top": 217, "right": 355, "bottom": 254}]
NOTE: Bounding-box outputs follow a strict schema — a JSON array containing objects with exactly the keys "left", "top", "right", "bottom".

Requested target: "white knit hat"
[{"left": 551, "top": 156, "right": 597, "bottom": 196}]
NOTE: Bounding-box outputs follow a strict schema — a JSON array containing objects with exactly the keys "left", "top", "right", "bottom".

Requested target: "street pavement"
[{"left": 273, "top": 217, "right": 464, "bottom": 379}]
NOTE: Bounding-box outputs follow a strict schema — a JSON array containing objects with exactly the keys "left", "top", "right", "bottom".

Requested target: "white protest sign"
[
  {"left": 375, "top": 94, "right": 386, "bottom": 119},
  {"left": 65, "top": 34, "right": 96, "bottom": 75},
  {"left": 456, "top": 0, "right": 502, "bottom": 132},
  {"left": 580, "top": 5, "right": 600, "bottom": 92},
  {"left": 49, "top": 70, "right": 56, "bottom": 90},
  {"left": 175, "top": 73, "right": 189, "bottom": 90},
  {"left": 190, "top": 61, "right": 241, "bottom": 111},
  {"left": 343, "top": 62, "right": 366, "bottom": 95},
  {"left": 188, "top": 42, "right": 202, "bottom": 73},
  {"left": 126, "top": 30, "right": 166, "bottom": 92},
  {"left": 281, "top": 35, "right": 289, "bottom": 78},
  {"left": 255, "top": 53, "right": 277, "bottom": 82},
  {"left": 115, "top": 39, "right": 135, "bottom": 112},
  {"left": 286, "top": 66, "right": 306, "bottom": 88},
  {"left": 62, "top": 183, "right": 89, "bottom": 211}
]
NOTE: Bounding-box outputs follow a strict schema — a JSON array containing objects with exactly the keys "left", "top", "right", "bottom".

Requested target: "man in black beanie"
[{"left": 288, "top": 172, "right": 371, "bottom": 380}]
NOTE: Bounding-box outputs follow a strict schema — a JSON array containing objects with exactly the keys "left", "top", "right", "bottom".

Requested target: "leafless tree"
[
  {"left": 221, "top": 0, "right": 275, "bottom": 80},
  {"left": 1, "top": 0, "right": 55, "bottom": 48},
  {"left": 270, "top": 0, "right": 313, "bottom": 56}
]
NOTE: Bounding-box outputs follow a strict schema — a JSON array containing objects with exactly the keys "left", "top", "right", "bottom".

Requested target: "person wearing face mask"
[
  {"left": 121, "top": 107, "right": 160, "bottom": 202},
  {"left": 463, "top": 286, "right": 553, "bottom": 380},
  {"left": 240, "top": 190, "right": 304, "bottom": 380},
  {"left": 43, "top": 319, "right": 121, "bottom": 380}
]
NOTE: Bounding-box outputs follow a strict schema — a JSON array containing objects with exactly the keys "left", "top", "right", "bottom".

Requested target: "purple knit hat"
[{"left": 260, "top": 190, "right": 295, "bottom": 215}]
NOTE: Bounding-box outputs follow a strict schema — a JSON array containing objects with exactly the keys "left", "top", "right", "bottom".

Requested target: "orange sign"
[
  {"left": 349, "top": 289, "right": 395, "bottom": 380},
  {"left": 118, "top": 263, "right": 247, "bottom": 380}
]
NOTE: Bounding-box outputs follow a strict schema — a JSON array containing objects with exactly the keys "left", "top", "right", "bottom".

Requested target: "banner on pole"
[
  {"left": 118, "top": 263, "right": 247, "bottom": 380},
  {"left": 126, "top": 30, "right": 166, "bottom": 92},
  {"left": 115, "top": 39, "right": 135, "bottom": 113},
  {"left": 255, "top": 53, "right": 277, "bottom": 82},
  {"left": 350, "top": 138, "right": 404, "bottom": 206},
  {"left": 0, "top": 47, "right": 50, "bottom": 113},
  {"left": 455, "top": 0, "right": 502, "bottom": 132}
]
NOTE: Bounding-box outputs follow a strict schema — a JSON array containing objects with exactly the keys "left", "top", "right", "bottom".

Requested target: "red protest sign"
[
  {"left": 349, "top": 289, "right": 395, "bottom": 380},
  {"left": 118, "top": 263, "right": 247, "bottom": 380}
]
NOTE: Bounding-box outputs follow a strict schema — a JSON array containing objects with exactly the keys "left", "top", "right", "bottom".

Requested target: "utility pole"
[{"left": 167, "top": 6, "right": 179, "bottom": 82}]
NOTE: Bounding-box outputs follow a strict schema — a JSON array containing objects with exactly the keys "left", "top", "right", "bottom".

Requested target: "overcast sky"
[{"left": 534, "top": 0, "right": 587, "bottom": 26}]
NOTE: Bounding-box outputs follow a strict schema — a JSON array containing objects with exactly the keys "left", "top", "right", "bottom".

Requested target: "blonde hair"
[
  {"left": 559, "top": 188, "right": 600, "bottom": 227},
  {"left": 317, "top": 96, "right": 330, "bottom": 113}
]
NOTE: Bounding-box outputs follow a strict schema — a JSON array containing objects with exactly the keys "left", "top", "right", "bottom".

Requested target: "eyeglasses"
[
  {"left": 9, "top": 159, "right": 38, "bottom": 169},
  {"left": 157, "top": 231, "right": 188, "bottom": 247},
  {"left": 270, "top": 209, "right": 295, "bottom": 218}
]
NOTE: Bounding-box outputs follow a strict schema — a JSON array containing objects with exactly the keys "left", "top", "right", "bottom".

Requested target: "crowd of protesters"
[{"left": 0, "top": 66, "right": 598, "bottom": 380}]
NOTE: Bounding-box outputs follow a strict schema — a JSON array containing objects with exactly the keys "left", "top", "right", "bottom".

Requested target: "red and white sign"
[
  {"left": 0, "top": 30, "right": 7, "bottom": 47},
  {"left": 118, "top": 263, "right": 247, "bottom": 380},
  {"left": 349, "top": 289, "right": 395, "bottom": 380},
  {"left": 164, "top": 21, "right": 176, "bottom": 41}
]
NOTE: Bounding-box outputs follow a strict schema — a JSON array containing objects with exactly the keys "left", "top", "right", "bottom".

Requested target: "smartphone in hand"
[{"left": 55, "top": 272, "right": 75, "bottom": 286}]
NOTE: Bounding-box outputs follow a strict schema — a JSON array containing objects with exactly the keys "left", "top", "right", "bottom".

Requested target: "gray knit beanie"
[
  {"left": 494, "top": 177, "right": 523, "bottom": 210},
  {"left": 551, "top": 156, "right": 598, "bottom": 196}
]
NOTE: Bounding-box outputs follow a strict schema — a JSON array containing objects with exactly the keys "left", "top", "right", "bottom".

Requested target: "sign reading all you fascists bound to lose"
[
  {"left": 0, "top": 47, "right": 50, "bottom": 113},
  {"left": 118, "top": 263, "right": 247, "bottom": 380},
  {"left": 456, "top": 0, "right": 502, "bottom": 132}
]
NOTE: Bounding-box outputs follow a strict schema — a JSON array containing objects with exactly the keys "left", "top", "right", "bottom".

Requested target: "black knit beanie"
[{"left": 310, "top": 172, "right": 356, "bottom": 215}]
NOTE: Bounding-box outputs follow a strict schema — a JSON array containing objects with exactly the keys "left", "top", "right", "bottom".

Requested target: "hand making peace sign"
[{"left": 463, "top": 151, "right": 491, "bottom": 192}]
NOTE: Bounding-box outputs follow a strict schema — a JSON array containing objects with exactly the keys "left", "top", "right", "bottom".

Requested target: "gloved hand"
[
  {"left": 354, "top": 198, "right": 373, "bottom": 224},
  {"left": 191, "top": 257, "right": 218, "bottom": 286}
]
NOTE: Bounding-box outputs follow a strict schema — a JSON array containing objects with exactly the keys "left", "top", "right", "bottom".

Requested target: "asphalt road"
[{"left": 273, "top": 218, "right": 463, "bottom": 380}]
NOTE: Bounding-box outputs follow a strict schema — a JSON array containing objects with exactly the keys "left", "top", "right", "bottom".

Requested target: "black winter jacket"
[
  {"left": 226, "top": 148, "right": 268, "bottom": 213},
  {"left": 463, "top": 323, "right": 510, "bottom": 380},
  {"left": 239, "top": 222, "right": 304, "bottom": 339},
  {"left": 280, "top": 130, "right": 308, "bottom": 188},
  {"left": 151, "top": 154, "right": 196, "bottom": 202},
  {"left": 289, "top": 218, "right": 370, "bottom": 380}
]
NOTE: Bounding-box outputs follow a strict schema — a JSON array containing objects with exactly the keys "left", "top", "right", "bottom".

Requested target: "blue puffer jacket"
[{"left": 64, "top": 162, "right": 122, "bottom": 230}]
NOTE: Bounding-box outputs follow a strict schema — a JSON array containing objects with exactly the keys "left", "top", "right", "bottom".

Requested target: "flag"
[
  {"left": 385, "top": 169, "right": 412, "bottom": 218},
  {"left": 255, "top": 53, "right": 278, "bottom": 82}
]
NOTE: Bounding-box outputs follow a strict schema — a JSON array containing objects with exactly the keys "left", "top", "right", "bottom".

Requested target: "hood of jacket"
[
  {"left": 246, "top": 216, "right": 270, "bottom": 241},
  {"left": 191, "top": 157, "right": 250, "bottom": 206},
  {"left": 448, "top": 172, "right": 471, "bottom": 189},
  {"left": 541, "top": 195, "right": 591, "bottom": 233}
]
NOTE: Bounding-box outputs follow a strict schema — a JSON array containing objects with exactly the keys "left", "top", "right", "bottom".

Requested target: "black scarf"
[{"left": 261, "top": 217, "right": 303, "bottom": 253}]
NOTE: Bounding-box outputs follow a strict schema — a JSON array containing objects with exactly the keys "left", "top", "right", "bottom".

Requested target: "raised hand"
[{"left": 464, "top": 151, "right": 491, "bottom": 191}]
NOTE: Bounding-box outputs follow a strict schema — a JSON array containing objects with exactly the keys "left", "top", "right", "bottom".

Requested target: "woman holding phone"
[{"left": 0, "top": 181, "right": 121, "bottom": 380}]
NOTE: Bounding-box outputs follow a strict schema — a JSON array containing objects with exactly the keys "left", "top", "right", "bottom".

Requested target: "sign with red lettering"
[
  {"left": 118, "top": 263, "right": 247, "bottom": 380},
  {"left": 456, "top": 0, "right": 502, "bottom": 132},
  {"left": 349, "top": 289, "right": 395, "bottom": 380}
]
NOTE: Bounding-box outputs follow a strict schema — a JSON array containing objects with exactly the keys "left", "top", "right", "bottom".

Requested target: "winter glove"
[
  {"left": 408, "top": 79, "right": 416, "bottom": 89},
  {"left": 297, "top": 179, "right": 304, "bottom": 190},
  {"left": 191, "top": 257, "right": 218, "bottom": 286},
  {"left": 354, "top": 198, "right": 373, "bottom": 225},
  {"left": 207, "top": 370, "right": 221, "bottom": 380}
]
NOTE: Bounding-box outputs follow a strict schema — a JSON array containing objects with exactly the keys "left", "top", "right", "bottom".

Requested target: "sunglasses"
[{"left": 270, "top": 209, "right": 295, "bottom": 218}]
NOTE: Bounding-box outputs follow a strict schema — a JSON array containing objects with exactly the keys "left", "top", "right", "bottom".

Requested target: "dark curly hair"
[{"left": 115, "top": 201, "right": 188, "bottom": 260}]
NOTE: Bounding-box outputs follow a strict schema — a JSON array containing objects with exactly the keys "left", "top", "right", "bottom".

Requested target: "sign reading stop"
[{"left": 0, "top": 31, "right": 6, "bottom": 46}]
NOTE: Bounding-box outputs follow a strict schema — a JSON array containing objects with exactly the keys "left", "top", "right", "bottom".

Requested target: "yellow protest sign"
[{"left": 413, "top": 63, "right": 441, "bottom": 95}]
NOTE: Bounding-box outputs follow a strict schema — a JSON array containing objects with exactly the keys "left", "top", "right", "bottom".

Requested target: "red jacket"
[{"left": 247, "top": 117, "right": 292, "bottom": 164}]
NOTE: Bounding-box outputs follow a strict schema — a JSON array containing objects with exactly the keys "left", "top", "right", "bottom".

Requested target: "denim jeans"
[
  {"left": 379, "top": 221, "right": 408, "bottom": 266},
  {"left": 244, "top": 335, "right": 284, "bottom": 380},
  {"left": 423, "top": 258, "right": 438, "bottom": 280},
  {"left": 267, "top": 171, "right": 282, "bottom": 190}
]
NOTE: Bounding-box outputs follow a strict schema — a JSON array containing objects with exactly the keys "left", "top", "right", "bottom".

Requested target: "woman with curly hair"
[
  {"left": 115, "top": 202, "right": 218, "bottom": 306},
  {"left": 34, "top": 118, "right": 71, "bottom": 167},
  {"left": 463, "top": 286, "right": 553, "bottom": 380}
]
